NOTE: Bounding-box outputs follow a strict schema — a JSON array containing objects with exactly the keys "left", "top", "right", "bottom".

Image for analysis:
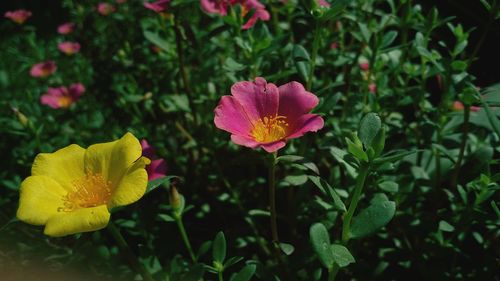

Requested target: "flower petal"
[
  {"left": 147, "top": 158, "right": 167, "bottom": 181},
  {"left": 286, "top": 114, "right": 324, "bottom": 139},
  {"left": 17, "top": 176, "right": 67, "bottom": 225},
  {"left": 109, "top": 157, "right": 150, "bottom": 208},
  {"left": 231, "top": 77, "right": 279, "bottom": 122},
  {"left": 214, "top": 95, "right": 253, "bottom": 135},
  {"left": 84, "top": 132, "right": 142, "bottom": 191},
  {"left": 44, "top": 205, "right": 110, "bottom": 237},
  {"left": 230, "top": 134, "right": 260, "bottom": 148},
  {"left": 261, "top": 141, "right": 286, "bottom": 153},
  {"left": 31, "top": 144, "right": 86, "bottom": 191},
  {"left": 278, "top": 81, "right": 319, "bottom": 123}
]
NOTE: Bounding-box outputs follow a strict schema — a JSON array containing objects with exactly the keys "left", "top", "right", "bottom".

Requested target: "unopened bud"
[
  {"left": 169, "top": 185, "right": 181, "bottom": 210},
  {"left": 12, "top": 107, "right": 30, "bottom": 128}
]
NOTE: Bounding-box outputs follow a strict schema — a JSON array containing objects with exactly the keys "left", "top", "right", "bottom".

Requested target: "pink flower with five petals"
[
  {"left": 4, "top": 10, "right": 32, "bottom": 24},
  {"left": 144, "top": 0, "right": 170, "bottom": 12},
  {"left": 58, "top": 41, "right": 81, "bottom": 55},
  {"left": 30, "top": 61, "right": 57, "bottom": 78},
  {"left": 40, "top": 83, "right": 85, "bottom": 109},
  {"left": 214, "top": 77, "right": 324, "bottom": 152},
  {"left": 57, "top": 22, "right": 75, "bottom": 34}
]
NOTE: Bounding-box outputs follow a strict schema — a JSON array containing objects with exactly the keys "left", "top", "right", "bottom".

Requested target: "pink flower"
[
  {"left": 360, "top": 62, "right": 370, "bottom": 71},
  {"left": 318, "top": 0, "right": 330, "bottom": 7},
  {"left": 140, "top": 140, "right": 167, "bottom": 180},
  {"left": 57, "top": 22, "right": 75, "bottom": 34},
  {"left": 368, "top": 83, "right": 377, "bottom": 94},
  {"left": 330, "top": 42, "right": 338, "bottom": 49},
  {"left": 40, "top": 83, "right": 85, "bottom": 109},
  {"left": 200, "top": 0, "right": 270, "bottom": 29},
  {"left": 144, "top": 0, "right": 170, "bottom": 12},
  {"left": 97, "top": 3, "right": 116, "bottom": 15},
  {"left": 58, "top": 41, "right": 81, "bottom": 55},
  {"left": 4, "top": 10, "right": 32, "bottom": 24},
  {"left": 471, "top": 106, "right": 481, "bottom": 112},
  {"left": 452, "top": 101, "right": 464, "bottom": 111},
  {"left": 30, "top": 61, "right": 57, "bottom": 78},
  {"left": 214, "top": 77, "right": 324, "bottom": 152}
]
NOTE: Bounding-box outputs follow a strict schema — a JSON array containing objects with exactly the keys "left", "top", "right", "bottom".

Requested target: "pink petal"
[
  {"left": 69, "top": 83, "right": 85, "bottom": 99},
  {"left": 277, "top": 81, "right": 319, "bottom": 123},
  {"left": 214, "top": 95, "right": 253, "bottom": 136},
  {"left": 286, "top": 114, "right": 324, "bottom": 139},
  {"left": 40, "top": 94, "right": 61, "bottom": 109},
  {"left": 230, "top": 77, "right": 279, "bottom": 122},
  {"left": 200, "top": 0, "right": 228, "bottom": 15},
  {"left": 230, "top": 134, "right": 260, "bottom": 149},
  {"left": 141, "top": 139, "right": 156, "bottom": 159},
  {"left": 147, "top": 159, "right": 167, "bottom": 180},
  {"left": 260, "top": 141, "right": 286, "bottom": 153},
  {"left": 242, "top": 8, "right": 270, "bottom": 30}
]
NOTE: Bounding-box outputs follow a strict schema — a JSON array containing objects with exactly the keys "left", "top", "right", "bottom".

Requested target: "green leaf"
[
  {"left": 373, "top": 150, "right": 416, "bottom": 165},
  {"left": 331, "top": 244, "right": 355, "bottom": 267},
  {"left": 276, "top": 155, "right": 304, "bottom": 163},
  {"left": 223, "top": 58, "right": 246, "bottom": 72},
  {"left": 358, "top": 113, "right": 382, "bottom": 148},
  {"left": 481, "top": 101, "right": 500, "bottom": 136},
  {"left": 378, "top": 181, "right": 399, "bottom": 193},
  {"left": 284, "top": 175, "right": 309, "bottom": 186},
  {"left": 380, "top": 31, "right": 398, "bottom": 49},
  {"left": 279, "top": 243, "right": 295, "bottom": 255},
  {"left": 146, "top": 176, "right": 178, "bottom": 194},
  {"left": 320, "top": 0, "right": 349, "bottom": 21},
  {"left": 438, "top": 220, "right": 455, "bottom": 232},
  {"left": 231, "top": 264, "right": 256, "bottom": 281},
  {"left": 181, "top": 263, "right": 205, "bottom": 281},
  {"left": 213, "top": 231, "right": 226, "bottom": 263},
  {"left": 144, "top": 31, "right": 169, "bottom": 52},
  {"left": 310, "top": 223, "right": 334, "bottom": 268},
  {"left": 309, "top": 176, "right": 346, "bottom": 211},
  {"left": 350, "top": 199, "right": 396, "bottom": 239},
  {"left": 371, "top": 127, "right": 386, "bottom": 158},
  {"left": 293, "top": 45, "right": 311, "bottom": 83},
  {"left": 346, "top": 137, "right": 368, "bottom": 161}
]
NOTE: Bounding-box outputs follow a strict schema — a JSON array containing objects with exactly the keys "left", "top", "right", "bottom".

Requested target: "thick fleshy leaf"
[
  {"left": 286, "top": 114, "right": 324, "bottom": 139},
  {"left": 231, "top": 77, "right": 279, "bottom": 122},
  {"left": 278, "top": 81, "right": 319, "bottom": 123},
  {"left": 109, "top": 157, "right": 150, "bottom": 208},
  {"left": 214, "top": 95, "right": 253, "bottom": 135},
  {"left": 31, "top": 144, "right": 86, "bottom": 191},
  {"left": 44, "top": 205, "right": 110, "bottom": 237},
  {"left": 84, "top": 132, "right": 142, "bottom": 191},
  {"left": 17, "top": 176, "right": 66, "bottom": 225},
  {"left": 310, "top": 222, "right": 334, "bottom": 268}
]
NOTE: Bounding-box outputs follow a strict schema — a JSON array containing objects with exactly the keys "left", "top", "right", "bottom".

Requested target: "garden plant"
[{"left": 0, "top": 0, "right": 499, "bottom": 280}]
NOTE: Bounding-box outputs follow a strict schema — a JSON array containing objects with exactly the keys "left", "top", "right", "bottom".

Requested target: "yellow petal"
[
  {"left": 17, "top": 176, "right": 67, "bottom": 225},
  {"left": 44, "top": 205, "right": 110, "bottom": 237},
  {"left": 31, "top": 144, "right": 86, "bottom": 191},
  {"left": 109, "top": 156, "right": 150, "bottom": 208},
  {"left": 84, "top": 132, "right": 142, "bottom": 191}
]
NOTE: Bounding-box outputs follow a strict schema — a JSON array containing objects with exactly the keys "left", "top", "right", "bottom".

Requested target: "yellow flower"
[{"left": 17, "top": 133, "right": 150, "bottom": 237}]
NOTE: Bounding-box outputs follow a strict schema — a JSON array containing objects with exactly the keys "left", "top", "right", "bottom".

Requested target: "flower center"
[
  {"left": 58, "top": 96, "right": 73, "bottom": 108},
  {"left": 251, "top": 115, "right": 289, "bottom": 143},
  {"left": 59, "top": 173, "right": 112, "bottom": 212}
]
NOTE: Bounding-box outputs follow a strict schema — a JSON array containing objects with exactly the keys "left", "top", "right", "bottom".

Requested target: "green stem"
[
  {"left": 108, "top": 222, "right": 155, "bottom": 281},
  {"left": 269, "top": 152, "right": 279, "bottom": 246},
  {"left": 218, "top": 271, "right": 224, "bottom": 281},
  {"left": 328, "top": 265, "right": 340, "bottom": 281},
  {"left": 450, "top": 105, "right": 470, "bottom": 188},
  {"left": 307, "top": 20, "right": 321, "bottom": 90},
  {"left": 342, "top": 164, "right": 370, "bottom": 244},
  {"left": 175, "top": 214, "right": 197, "bottom": 263}
]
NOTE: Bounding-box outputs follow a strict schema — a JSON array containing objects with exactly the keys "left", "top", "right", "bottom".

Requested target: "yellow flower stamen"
[
  {"left": 59, "top": 173, "right": 112, "bottom": 212},
  {"left": 251, "top": 115, "right": 289, "bottom": 143},
  {"left": 58, "top": 96, "right": 73, "bottom": 108}
]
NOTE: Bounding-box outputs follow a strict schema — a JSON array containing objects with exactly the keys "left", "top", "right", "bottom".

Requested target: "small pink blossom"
[
  {"left": 40, "top": 83, "right": 85, "bottom": 109},
  {"left": 318, "top": 0, "right": 330, "bottom": 7},
  {"left": 58, "top": 41, "right": 81, "bottom": 55},
  {"left": 471, "top": 106, "right": 481, "bottom": 112},
  {"left": 330, "top": 42, "right": 338, "bottom": 49},
  {"left": 144, "top": 0, "right": 170, "bottom": 12},
  {"left": 57, "top": 22, "right": 75, "bottom": 34},
  {"left": 360, "top": 62, "right": 370, "bottom": 71},
  {"left": 452, "top": 101, "right": 464, "bottom": 111},
  {"left": 141, "top": 139, "right": 167, "bottom": 181},
  {"left": 214, "top": 77, "right": 324, "bottom": 153},
  {"left": 30, "top": 61, "right": 57, "bottom": 78},
  {"left": 4, "top": 10, "right": 32, "bottom": 24},
  {"left": 368, "top": 83, "right": 377, "bottom": 94},
  {"left": 97, "top": 3, "right": 116, "bottom": 15},
  {"left": 201, "top": 0, "right": 270, "bottom": 29}
]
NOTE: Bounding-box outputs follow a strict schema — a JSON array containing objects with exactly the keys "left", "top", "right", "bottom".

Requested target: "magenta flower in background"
[
  {"left": 4, "top": 10, "right": 32, "bottom": 24},
  {"left": 30, "top": 61, "right": 57, "bottom": 78},
  {"left": 97, "top": 3, "right": 116, "bottom": 15},
  {"left": 201, "top": 0, "right": 270, "bottom": 29},
  {"left": 57, "top": 22, "right": 75, "bottom": 34},
  {"left": 58, "top": 41, "right": 81, "bottom": 55},
  {"left": 368, "top": 83, "right": 377, "bottom": 94},
  {"left": 140, "top": 139, "right": 167, "bottom": 181},
  {"left": 40, "top": 83, "right": 85, "bottom": 109},
  {"left": 144, "top": 0, "right": 170, "bottom": 12},
  {"left": 330, "top": 42, "right": 338, "bottom": 49},
  {"left": 318, "top": 0, "right": 330, "bottom": 7},
  {"left": 214, "top": 77, "right": 324, "bottom": 152}
]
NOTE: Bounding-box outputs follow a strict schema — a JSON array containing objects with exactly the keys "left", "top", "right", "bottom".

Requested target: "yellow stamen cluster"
[
  {"left": 251, "top": 115, "right": 289, "bottom": 143},
  {"left": 57, "top": 96, "right": 74, "bottom": 108},
  {"left": 59, "top": 174, "right": 112, "bottom": 212}
]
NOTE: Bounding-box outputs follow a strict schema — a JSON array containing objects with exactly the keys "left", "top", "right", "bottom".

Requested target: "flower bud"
[{"left": 169, "top": 185, "right": 181, "bottom": 211}]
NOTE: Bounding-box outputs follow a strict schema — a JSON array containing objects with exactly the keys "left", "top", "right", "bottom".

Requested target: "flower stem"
[
  {"left": 328, "top": 265, "right": 339, "bottom": 281},
  {"left": 218, "top": 271, "right": 224, "bottom": 281},
  {"left": 174, "top": 214, "right": 197, "bottom": 263},
  {"left": 342, "top": 164, "right": 370, "bottom": 244},
  {"left": 107, "top": 222, "right": 155, "bottom": 281},
  {"left": 307, "top": 20, "right": 321, "bottom": 91},
  {"left": 269, "top": 152, "right": 279, "bottom": 247},
  {"left": 451, "top": 105, "right": 470, "bottom": 188}
]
